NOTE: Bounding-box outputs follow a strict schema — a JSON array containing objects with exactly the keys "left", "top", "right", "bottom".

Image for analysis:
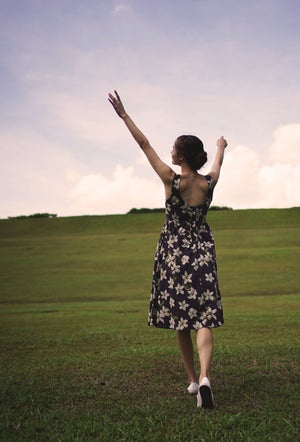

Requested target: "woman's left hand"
[
  {"left": 108, "top": 90, "right": 127, "bottom": 118},
  {"left": 217, "top": 136, "right": 228, "bottom": 149}
]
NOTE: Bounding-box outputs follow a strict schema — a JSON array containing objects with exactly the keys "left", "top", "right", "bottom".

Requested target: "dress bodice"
[{"left": 164, "top": 174, "right": 214, "bottom": 233}]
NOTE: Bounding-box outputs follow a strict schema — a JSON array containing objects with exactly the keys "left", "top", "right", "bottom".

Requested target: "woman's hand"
[
  {"left": 108, "top": 90, "right": 127, "bottom": 118},
  {"left": 209, "top": 136, "right": 228, "bottom": 185},
  {"left": 217, "top": 136, "right": 228, "bottom": 149}
]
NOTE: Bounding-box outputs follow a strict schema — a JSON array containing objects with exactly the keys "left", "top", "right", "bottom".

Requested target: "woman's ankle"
[{"left": 199, "top": 374, "right": 210, "bottom": 384}]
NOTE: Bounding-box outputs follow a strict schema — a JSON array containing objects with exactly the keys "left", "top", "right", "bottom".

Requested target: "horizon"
[{"left": 2, "top": 206, "right": 299, "bottom": 221}]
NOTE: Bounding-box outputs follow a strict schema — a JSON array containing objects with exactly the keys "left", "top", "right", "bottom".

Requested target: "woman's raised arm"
[
  {"left": 108, "top": 91, "right": 174, "bottom": 185},
  {"left": 208, "top": 136, "right": 228, "bottom": 186}
]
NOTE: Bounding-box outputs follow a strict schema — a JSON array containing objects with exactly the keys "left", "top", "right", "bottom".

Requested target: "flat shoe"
[
  {"left": 197, "top": 377, "right": 215, "bottom": 409},
  {"left": 187, "top": 382, "right": 199, "bottom": 394}
]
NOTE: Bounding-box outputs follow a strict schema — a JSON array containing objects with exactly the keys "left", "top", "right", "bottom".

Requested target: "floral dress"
[{"left": 148, "top": 174, "right": 224, "bottom": 330}]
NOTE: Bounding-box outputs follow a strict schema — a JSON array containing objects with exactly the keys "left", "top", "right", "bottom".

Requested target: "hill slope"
[
  {"left": 0, "top": 207, "right": 299, "bottom": 238},
  {"left": 0, "top": 208, "right": 299, "bottom": 303}
]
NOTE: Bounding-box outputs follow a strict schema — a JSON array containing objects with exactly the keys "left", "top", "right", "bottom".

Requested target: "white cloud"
[
  {"left": 0, "top": 129, "right": 87, "bottom": 218},
  {"left": 268, "top": 123, "right": 300, "bottom": 164},
  {"left": 213, "top": 124, "right": 300, "bottom": 209},
  {"left": 212, "top": 145, "right": 262, "bottom": 208},
  {"left": 258, "top": 164, "right": 300, "bottom": 208},
  {"left": 69, "top": 123, "right": 300, "bottom": 214},
  {"left": 70, "top": 164, "right": 163, "bottom": 215},
  {"left": 1, "top": 123, "right": 299, "bottom": 219}
]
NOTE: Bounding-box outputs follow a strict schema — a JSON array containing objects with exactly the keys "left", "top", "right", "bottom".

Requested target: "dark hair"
[{"left": 175, "top": 135, "right": 207, "bottom": 171}]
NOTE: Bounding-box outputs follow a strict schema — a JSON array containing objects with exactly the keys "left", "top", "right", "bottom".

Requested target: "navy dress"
[{"left": 148, "top": 174, "right": 224, "bottom": 330}]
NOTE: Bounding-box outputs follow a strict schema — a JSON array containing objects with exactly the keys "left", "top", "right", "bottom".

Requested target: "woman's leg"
[
  {"left": 177, "top": 329, "right": 198, "bottom": 383},
  {"left": 196, "top": 327, "right": 213, "bottom": 383}
]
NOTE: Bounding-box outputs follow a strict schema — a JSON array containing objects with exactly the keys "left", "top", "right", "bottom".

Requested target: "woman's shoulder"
[
  {"left": 191, "top": 174, "right": 214, "bottom": 197},
  {"left": 196, "top": 173, "right": 212, "bottom": 190}
]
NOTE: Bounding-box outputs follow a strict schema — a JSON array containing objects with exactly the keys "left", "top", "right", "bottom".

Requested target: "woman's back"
[{"left": 178, "top": 173, "right": 210, "bottom": 207}]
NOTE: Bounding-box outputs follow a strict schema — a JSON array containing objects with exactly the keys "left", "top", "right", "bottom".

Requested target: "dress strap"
[
  {"left": 205, "top": 175, "right": 214, "bottom": 190},
  {"left": 172, "top": 174, "right": 181, "bottom": 192}
]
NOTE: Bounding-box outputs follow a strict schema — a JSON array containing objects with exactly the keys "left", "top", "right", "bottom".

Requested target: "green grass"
[{"left": 0, "top": 208, "right": 299, "bottom": 441}]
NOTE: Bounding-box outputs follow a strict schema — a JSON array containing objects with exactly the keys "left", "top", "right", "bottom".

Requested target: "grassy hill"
[
  {"left": 0, "top": 208, "right": 299, "bottom": 440},
  {"left": 1, "top": 208, "right": 299, "bottom": 303},
  {"left": 1, "top": 207, "right": 299, "bottom": 237}
]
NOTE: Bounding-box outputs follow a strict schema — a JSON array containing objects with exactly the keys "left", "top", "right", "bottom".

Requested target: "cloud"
[
  {"left": 258, "top": 163, "right": 300, "bottom": 208},
  {"left": 212, "top": 145, "right": 262, "bottom": 208},
  {"left": 70, "top": 164, "right": 163, "bottom": 215},
  {"left": 213, "top": 124, "right": 300, "bottom": 209},
  {"left": 0, "top": 128, "right": 87, "bottom": 218},
  {"left": 69, "top": 122, "right": 300, "bottom": 215},
  {"left": 1, "top": 123, "right": 299, "bottom": 219},
  {"left": 268, "top": 124, "right": 300, "bottom": 164}
]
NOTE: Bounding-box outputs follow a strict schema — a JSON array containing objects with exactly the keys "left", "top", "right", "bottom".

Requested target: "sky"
[{"left": 1, "top": 0, "right": 299, "bottom": 217}]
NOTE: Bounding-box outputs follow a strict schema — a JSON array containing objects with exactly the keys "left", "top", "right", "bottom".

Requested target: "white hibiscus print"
[
  {"left": 167, "top": 235, "right": 177, "bottom": 248},
  {"left": 177, "top": 318, "right": 188, "bottom": 330},
  {"left": 188, "top": 308, "right": 197, "bottom": 319},
  {"left": 181, "top": 255, "right": 190, "bottom": 265},
  {"left": 182, "top": 238, "right": 191, "bottom": 248},
  {"left": 192, "top": 258, "right": 199, "bottom": 271},
  {"left": 198, "top": 255, "right": 208, "bottom": 267},
  {"left": 175, "top": 284, "right": 184, "bottom": 295},
  {"left": 168, "top": 278, "right": 174, "bottom": 289},
  {"left": 157, "top": 311, "right": 165, "bottom": 324},
  {"left": 205, "top": 253, "right": 213, "bottom": 263},
  {"left": 171, "top": 263, "right": 181, "bottom": 273},
  {"left": 203, "top": 289, "right": 215, "bottom": 301},
  {"left": 160, "top": 269, "right": 167, "bottom": 280},
  {"left": 173, "top": 247, "right": 181, "bottom": 257},
  {"left": 188, "top": 287, "right": 197, "bottom": 299},
  {"left": 182, "top": 271, "right": 192, "bottom": 285},
  {"left": 205, "top": 273, "right": 214, "bottom": 283},
  {"left": 166, "top": 254, "right": 177, "bottom": 268},
  {"left": 169, "top": 317, "right": 176, "bottom": 329},
  {"left": 179, "top": 300, "right": 189, "bottom": 311},
  {"left": 205, "top": 307, "right": 217, "bottom": 321},
  {"left": 161, "top": 306, "right": 170, "bottom": 318},
  {"left": 160, "top": 290, "right": 169, "bottom": 300}
]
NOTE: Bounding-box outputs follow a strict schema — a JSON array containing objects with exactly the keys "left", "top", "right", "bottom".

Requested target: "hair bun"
[
  {"left": 175, "top": 135, "right": 207, "bottom": 171},
  {"left": 195, "top": 151, "right": 207, "bottom": 170}
]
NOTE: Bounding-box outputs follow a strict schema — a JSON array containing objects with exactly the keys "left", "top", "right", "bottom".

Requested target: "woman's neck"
[{"left": 180, "top": 163, "right": 197, "bottom": 176}]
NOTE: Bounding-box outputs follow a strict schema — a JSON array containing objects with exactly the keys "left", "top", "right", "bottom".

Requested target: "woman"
[{"left": 109, "top": 90, "right": 227, "bottom": 409}]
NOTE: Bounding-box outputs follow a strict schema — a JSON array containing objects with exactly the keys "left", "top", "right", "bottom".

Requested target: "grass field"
[{"left": 0, "top": 208, "right": 299, "bottom": 441}]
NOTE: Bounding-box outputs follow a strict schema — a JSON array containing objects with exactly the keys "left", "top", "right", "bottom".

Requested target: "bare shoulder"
[
  {"left": 198, "top": 174, "right": 210, "bottom": 191},
  {"left": 180, "top": 173, "right": 208, "bottom": 190}
]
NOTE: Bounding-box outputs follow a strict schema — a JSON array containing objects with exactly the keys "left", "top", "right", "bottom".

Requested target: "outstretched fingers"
[
  {"left": 108, "top": 93, "right": 116, "bottom": 104},
  {"left": 108, "top": 90, "right": 121, "bottom": 104},
  {"left": 108, "top": 90, "right": 126, "bottom": 118}
]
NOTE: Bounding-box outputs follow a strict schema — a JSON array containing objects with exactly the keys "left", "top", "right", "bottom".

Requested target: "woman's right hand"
[
  {"left": 108, "top": 90, "right": 127, "bottom": 118},
  {"left": 217, "top": 136, "right": 228, "bottom": 149}
]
